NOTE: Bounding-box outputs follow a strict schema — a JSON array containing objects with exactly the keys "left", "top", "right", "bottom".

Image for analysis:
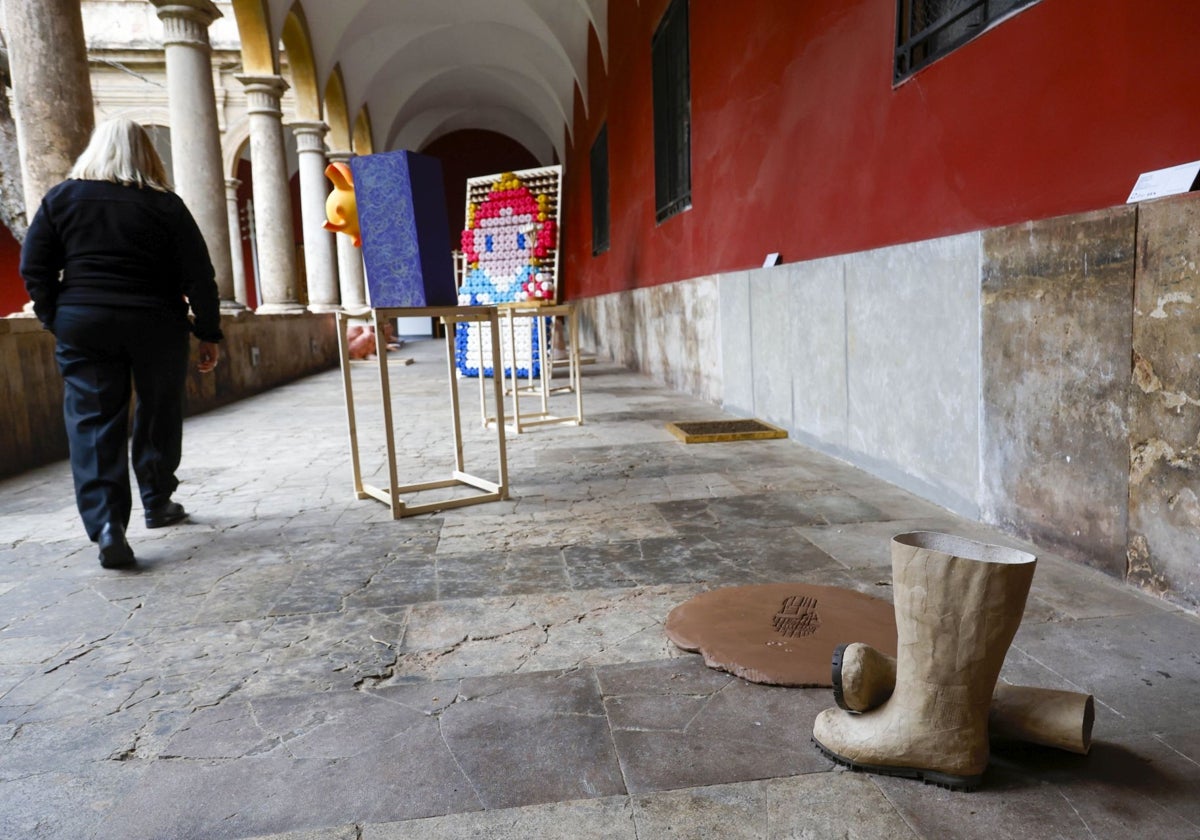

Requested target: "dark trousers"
[{"left": 53, "top": 306, "right": 190, "bottom": 541}]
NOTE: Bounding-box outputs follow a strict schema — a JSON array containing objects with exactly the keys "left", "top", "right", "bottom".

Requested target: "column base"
[
  {"left": 220, "top": 299, "right": 247, "bottom": 311},
  {"left": 307, "top": 303, "right": 342, "bottom": 314},
  {"left": 255, "top": 303, "right": 308, "bottom": 315}
]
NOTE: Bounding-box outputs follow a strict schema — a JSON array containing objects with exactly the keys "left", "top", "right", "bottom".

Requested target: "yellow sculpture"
[{"left": 323, "top": 161, "right": 361, "bottom": 247}]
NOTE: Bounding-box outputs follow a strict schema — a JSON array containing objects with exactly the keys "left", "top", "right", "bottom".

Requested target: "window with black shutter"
[
  {"left": 652, "top": 0, "right": 691, "bottom": 223},
  {"left": 895, "top": 0, "right": 1037, "bottom": 81},
  {"left": 590, "top": 124, "right": 610, "bottom": 255}
]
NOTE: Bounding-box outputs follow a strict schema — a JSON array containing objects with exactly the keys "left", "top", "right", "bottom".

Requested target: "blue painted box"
[{"left": 350, "top": 150, "right": 456, "bottom": 308}]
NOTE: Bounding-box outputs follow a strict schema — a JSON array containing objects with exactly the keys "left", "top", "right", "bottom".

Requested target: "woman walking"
[{"left": 20, "top": 118, "right": 222, "bottom": 569}]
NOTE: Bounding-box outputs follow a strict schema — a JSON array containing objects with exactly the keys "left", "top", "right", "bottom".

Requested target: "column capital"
[
  {"left": 236, "top": 74, "right": 289, "bottom": 116},
  {"left": 224, "top": 177, "right": 242, "bottom": 194},
  {"left": 152, "top": 1, "right": 222, "bottom": 48},
  {"left": 327, "top": 149, "right": 354, "bottom": 164},
  {"left": 290, "top": 121, "right": 330, "bottom": 154}
]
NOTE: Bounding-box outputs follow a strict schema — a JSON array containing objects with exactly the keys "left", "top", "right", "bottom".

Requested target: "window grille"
[
  {"left": 895, "top": 0, "right": 1036, "bottom": 81},
  {"left": 590, "top": 124, "right": 610, "bottom": 255},
  {"left": 652, "top": 0, "right": 691, "bottom": 222}
]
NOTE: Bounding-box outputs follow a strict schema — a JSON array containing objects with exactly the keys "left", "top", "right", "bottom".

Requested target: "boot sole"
[
  {"left": 145, "top": 511, "right": 188, "bottom": 529},
  {"left": 99, "top": 545, "right": 136, "bottom": 569},
  {"left": 811, "top": 736, "right": 982, "bottom": 791}
]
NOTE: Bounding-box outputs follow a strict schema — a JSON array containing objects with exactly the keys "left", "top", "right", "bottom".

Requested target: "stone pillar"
[
  {"left": 291, "top": 121, "right": 340, "bottom": 312},
  {"left": 236, "top": 74, "right": 303, "bottom": 313},
  {"left": 224, "top": 178, "right": 249, "bottom": 307},
  {"left": 3, "top": 0, "right": 95, "bottom": 219},
  {"left": 153, "top": 0, "right": 240, "bottom": 309},
  {"left": 327, "top": 150, "right": 369, "bottom": 313}
]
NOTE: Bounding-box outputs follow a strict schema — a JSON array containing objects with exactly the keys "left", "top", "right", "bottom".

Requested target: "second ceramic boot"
[
  {"left": 812, "top": 531, "right": 1037, "bottom": 790},
  {"left": 833, "top": 642, "right": 1094, "bottom": 755}
]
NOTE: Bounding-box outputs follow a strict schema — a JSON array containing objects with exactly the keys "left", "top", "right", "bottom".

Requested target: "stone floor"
[{"left": 2, "top": 338, "right": 1198, "bottom": 840}]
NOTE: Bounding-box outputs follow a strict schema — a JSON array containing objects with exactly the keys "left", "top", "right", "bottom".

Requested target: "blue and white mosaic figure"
[{"left": 455, "top": 172, "right": 558, "bottom": 378}]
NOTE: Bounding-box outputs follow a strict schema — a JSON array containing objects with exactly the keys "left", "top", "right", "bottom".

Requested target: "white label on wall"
[{"left": 1127, "top": 160, "right": 1200, "bottom": 203}]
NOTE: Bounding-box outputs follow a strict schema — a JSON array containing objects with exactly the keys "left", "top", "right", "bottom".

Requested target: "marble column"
[
  {"left": 3, "top": 0, "right": 94, "bottom": 220},
  {"left": 291, "top": 122, "right": 340, "bottom": 312},
  {"left": 236, "top": 74, "right": 303, "bottom": 313},
  {"left": 327, "top": 150, "right": 369, "bottom": 313},
  {"left": 153, "top": 0, "right": 240, "bottom": 309},
  {"left": 224, "top": 178, "right": 249, "bottom": 307}
]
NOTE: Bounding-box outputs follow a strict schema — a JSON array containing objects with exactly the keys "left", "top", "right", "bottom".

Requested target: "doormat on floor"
[{"left": 665, "top": 418, "right": 788, "bottom": 443}]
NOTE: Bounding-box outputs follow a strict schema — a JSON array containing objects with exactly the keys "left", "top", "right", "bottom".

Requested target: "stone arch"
[
  {"left": 103, "top": 106, "right": 176, "bottom": 180},
  {"left": 230, "top": 0, "right": 278, "bottom": 75},
  {"left": 280, "top": 4, "right": 321, "bottom": 121},
  {"left": 222, "top": 118, "right": 252, "bottom": 178},
  {"left": 101, "top": 105, "right": 172, "bottom": 129},
  {"left": 323, "top": 66, "right": 352, "bottom": 152},
  {"left": 353, "top": 107, "right": 374, "bottom": 155}
]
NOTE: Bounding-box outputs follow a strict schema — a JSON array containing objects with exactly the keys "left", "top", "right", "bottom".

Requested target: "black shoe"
[
  {"left": 144, "top": 501, "right": 188, "bottom": 529},
  {"left": 98, "top": 522, "right": 136, "bottom": 569}
]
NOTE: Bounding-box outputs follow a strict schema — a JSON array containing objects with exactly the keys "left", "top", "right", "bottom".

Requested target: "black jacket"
[{"left": 20, "top": 179, "right": 223, "bottom": 342}]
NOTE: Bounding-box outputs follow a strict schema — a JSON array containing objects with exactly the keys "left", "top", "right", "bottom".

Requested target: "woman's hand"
[{"left": 197, "top": 341, "right": 220, "bottom": 374}]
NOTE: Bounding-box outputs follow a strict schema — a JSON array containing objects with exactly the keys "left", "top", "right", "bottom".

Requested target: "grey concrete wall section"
[
  {"left": 844, "top": 235, "right": 982, "bottom": 515},
  {"left": 718, "top": 271, "right": 752, "bottom": 415},
  {"left": 748, "top": 266, "right": 794, "bottom": 429},
  {"left": 787, "top": 256, "right": 848, "bottom": 449},
  {"left": 714, "top": 236, "right": 981, "bottom": 516}
]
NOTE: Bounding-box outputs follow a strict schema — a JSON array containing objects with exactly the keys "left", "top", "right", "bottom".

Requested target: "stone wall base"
[
  {"left": 578, "top": 192, "right": 1200, "bottom": 610},
  {"left": 0, "top": 311, "right": 339, "bottom": 478}
]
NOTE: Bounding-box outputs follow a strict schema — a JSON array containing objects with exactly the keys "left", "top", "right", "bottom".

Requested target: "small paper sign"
[
  {"left": 763, "top": 252, "right": 781, "bottom": 268},
  {"left": 1126, "top": 160, "right": 1200, "bottom": 204}
]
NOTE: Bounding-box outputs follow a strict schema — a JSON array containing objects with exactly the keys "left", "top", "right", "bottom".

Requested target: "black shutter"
[
  {"left": 652, "top": 0, "right": 691, "bottom": 222},
  {"left": 590, "top": 124, "right": 610, "bottom": 255}
]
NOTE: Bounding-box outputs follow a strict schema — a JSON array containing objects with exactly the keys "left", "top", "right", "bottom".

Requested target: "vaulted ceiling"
[{"left": 238, "top": 0, "right": 607, "bottom": 164}]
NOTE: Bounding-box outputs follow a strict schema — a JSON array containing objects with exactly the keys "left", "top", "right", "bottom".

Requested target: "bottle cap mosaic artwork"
[{"left": 456, "top": 166, "right": 562, "bottom": 377}]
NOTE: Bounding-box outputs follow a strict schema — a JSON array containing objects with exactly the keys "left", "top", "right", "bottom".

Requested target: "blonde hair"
[{"left": 69, "top": 118, "right": 172, "bottom": 191}]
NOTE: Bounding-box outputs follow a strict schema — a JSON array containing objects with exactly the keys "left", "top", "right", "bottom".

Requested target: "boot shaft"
[{"left": 891, "top": 532, "right": 1037, "bottom": 708}]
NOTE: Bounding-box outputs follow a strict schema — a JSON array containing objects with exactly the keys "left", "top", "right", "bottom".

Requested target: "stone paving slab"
[{"left": 2, "top": 338, "right": 1199, "bottom": 839}]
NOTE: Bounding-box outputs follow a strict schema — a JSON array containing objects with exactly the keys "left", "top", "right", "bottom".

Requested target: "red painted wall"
[
  {"left": 421, "top": 130, "right": 540, "bottom": 240},
  {"left": 236, "top": 159, "right": 259, "bottom": 310},
  {"left": 563, "top": 0, "right": 1200, "bottom": 298},
  {"left": 0, "top": 228, "right": 25, "bottom": 316}
]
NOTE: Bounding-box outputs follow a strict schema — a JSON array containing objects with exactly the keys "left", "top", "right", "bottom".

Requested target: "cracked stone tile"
[
  {"left": 879, "top": 724, "right": 1200, "bottom": 839},
  {"left": 0, "top": 764, "right": 144, "bottom": 840},
  {"left": 630, "top": 773, "right": 920, "bottom": 839},
  {"left": 365, "top": 795, "right": 638, "bottom": 840},
  {"left": 561, "top": 531, "right": 842, "bottom": 590},
  {"left": 442, "top": 668, "right": 625, "bottom": 809},
  {"left": 653, "top": 490, "right": 884, "bottom": 534},
  {"left": 92, "top": 725, "right": 481, "bottom": 839},
  {"left": 596, "top": 657, "right": 832, "bottom": 793},
  {"left": 436, "top": 504, "right": 676, "bottom": 554},
  {"left": 391, "top": 586, "right": 700, "bottom": 683}
]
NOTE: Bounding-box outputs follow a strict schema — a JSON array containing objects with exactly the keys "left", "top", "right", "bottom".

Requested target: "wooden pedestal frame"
[
  {"left": 337, "top": 307, "right": 509, "bottom": 518},
  {"left": 482, "top": 301, "right": 584, "bottom": 434}
]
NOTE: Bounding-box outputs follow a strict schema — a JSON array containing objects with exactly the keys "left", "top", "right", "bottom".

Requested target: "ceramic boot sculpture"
[
  {"left": 832, "top": 642, "right": 1094, "bottom": 755},
  {"left": 811, "top": 531, "right": 1037, "bottom": 790}
]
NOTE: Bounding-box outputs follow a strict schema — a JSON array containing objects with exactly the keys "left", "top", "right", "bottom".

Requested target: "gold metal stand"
[
  {"left": 481, "top": 301, "right": 584, "bottom": 434},
  {"left": 337, "top": 306, "right": 508, "bottom": 518}
]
